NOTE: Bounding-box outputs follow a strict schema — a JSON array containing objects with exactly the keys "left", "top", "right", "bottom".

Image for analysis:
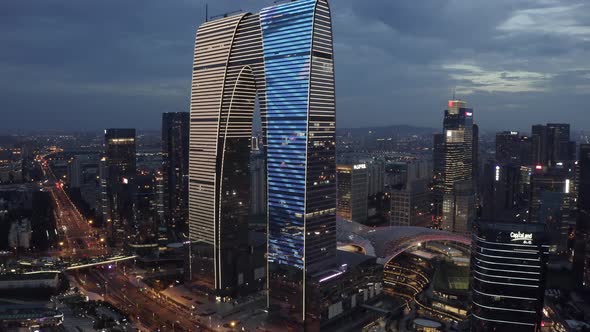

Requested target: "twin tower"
[{"left": 188, "top": 0, "right": 336, "bottom": 325}]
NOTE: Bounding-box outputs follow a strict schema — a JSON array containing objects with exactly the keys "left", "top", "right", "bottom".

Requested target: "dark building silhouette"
[
  {"left": 481, "top": 162, "right": 522, "bottom": 221},
  {"left": 100, "top": 129, "right": 136, "bottom": 246},
  {"left": 495, "top": 131, "right": 522, "bottom": 165},
  {"left": 432, "top": 133, "right": 445, "bottom": 224},
  {"left": 162, "top": 112, "right": 189, "bottom": 237},
  {"left": 574, "top": 144, "right": 590, "bottom": 288}
]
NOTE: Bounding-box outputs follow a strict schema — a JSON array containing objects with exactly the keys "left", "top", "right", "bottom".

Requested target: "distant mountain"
[{"left": 337, "top": 125, "right": 438, "bottom": 137}]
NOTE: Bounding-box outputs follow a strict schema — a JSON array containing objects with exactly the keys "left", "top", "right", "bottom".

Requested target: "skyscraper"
[
  {"left": 470, "top": 220, "right": 549, "bottom": 331},
  {"left": 188, "top": 10, "right": 267, "bottom": 296},
  {"left": 529, "top": 167, "right": 575, "bottom": 254},
  {"left": 441, "top": 100, "right": 476, "bottom": 235},
  {"left": 162, "top": 112, "right": 189, "bottom": 236},
  {"left": 260, "top": 0, "right": 336, "bottom": 326},
  {"left": 101, "top": 128, "right": 136, "bottom": 245},
  {"left": 574, "top": 144, "right": 590, "bottom": 288},
  {"left": 432, "top": 133, "right": 445, "bottom": 223},
  {"left": 495, "top": 131, "right": 521, "bottom": 165},
  {"left": 188, "top": 1, "right": 336, "bottom": 326},
  {"left": 531, "top": 124, "right": 548, "bottom": 165},
  {"left": 337, "top": 164, "right": 368, "bottom": 223},
  {"left": 531, "top": 123, "right": 576, "bottom": 167}
]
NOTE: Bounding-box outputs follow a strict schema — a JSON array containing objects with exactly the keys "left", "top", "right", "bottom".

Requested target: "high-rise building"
[
  {"left": 481, "top": 162, "right": 523, "bottom": 222},
  {"left": 390, "top": 178, "right": 431, "bottom": 227},
  {"left": 162, "top": 112, "right": 189, "bottom": 236},
  {"left": 188, "top": 3, "right": 337, "bottom": 327},
  {"left": 574, "top": 144, "right": 590, "bottom": 288},
  {"left": 367, "top": 159, "right": 386, "bottom": 196},
  {"left": 132, "top": 170, "right": 158, "bottom": 246},
  {"left": 531, "top": 124, "right": 548, "bottom": 165},
  {"left": 261, "top": 0, "right": 336, "bottom": 326},
  {"left": 470, "top": 220, "right": 549, "bottom": 331},
  {"left": 433, "top": 133, "right": 445, "bottom": 223},
  {"left": 529, "top": 168, "right": 575, "bottom": 254},
  {"left": 188, "top": 10, "right": 267, "bottom": 297},
  {"left": 495, "top": 131, "right": 521, "bottom": 165},
  {"left": 473, "top": 123, "right": 479, "bottom": 184},
  {"left": 441, "top": 100, "right": 476, "bottom": 235},
  {"left": 547, "top": 123, "right": 572, "bottom": 166},
  {"left": 101, "top": 129, "right": 136, "bottom": 245},
  {"left": 337, "top": 163, "right": 368, "bottom": 223},
  {"left": 531, "top": 124, "right": 575, "bottom": 167}
]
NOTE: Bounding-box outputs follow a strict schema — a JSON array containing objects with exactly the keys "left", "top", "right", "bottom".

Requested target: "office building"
[
  {"left": 574, "top": 144, "right": 590, "bottom": 288},
  {"left": 337, "top": 163, "right": 368, "bottom": 223},
  {"left": 531, "top": 123, "right": 576, "bottom": 167},
  {"left": 189, "top": 9, "right": 267, "bottom": 296},
  {"left": 481, "top": 162, "right": 523, "bottom": 222},
  {"left": 495, "top": 131, "right": 522, "bottom": 165},
  {"left": 441, "top": 100, "right": 476, "bottom": 235},
  {"left": 433, "top": 133, "right": 445, "bottom": 223},
  {"left": 188, "top": 4, "right": 337, "bottom": 328},
  {"left": 131, "top": 170, "right": 158, "bottom": 246},
  {"left": 67, "top": 154, "right": 99, "bottom": 210},
  {"left": 162, "top": 112, "right": 189, "bottom": 236},
  {"left": 100, "top": 129, "right": 136, "bottom": 245},
  {"left": 390, "top": 178, "right": 431, "bottom": 227},
  {"left": 261, "top": 0, "right": 337, "bottom": 327},
  {"left": 470, "top": 220, "right": 549, "bottom": 331},
  {"left": 529, "top": 168, "right": 575, "bottom": 254},
  {"left": 367, "top": 159, "right": 386, "bottom": 196}
]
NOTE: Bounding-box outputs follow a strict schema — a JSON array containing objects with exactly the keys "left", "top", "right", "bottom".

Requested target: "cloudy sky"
[{"left": 1, "top": 0, "right": 589, "bottom": 132}]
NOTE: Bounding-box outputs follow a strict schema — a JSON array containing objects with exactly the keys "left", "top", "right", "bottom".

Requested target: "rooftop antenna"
[
  {"left": 452, "top": 87, "right": 456, "bottom": 100},
  {"left": 210, "top": 9, "right": 243, "bottom": 20},
  {"left": 205, "top": 3, "right": 208, "bottom": 22}
]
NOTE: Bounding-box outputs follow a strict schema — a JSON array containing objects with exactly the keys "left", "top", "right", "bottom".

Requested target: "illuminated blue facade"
[
  {"left": 261, "top": 0, "right": 337, "bottom": 326},
  {"left": 261, "top": 0, "right": 315, "bottom": 271},
  {"left": 189, "top": 0, "right": 335, "bottom": 325}
]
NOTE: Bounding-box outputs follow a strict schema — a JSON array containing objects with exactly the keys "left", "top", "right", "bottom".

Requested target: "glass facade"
[
  {"left": 102, "top": 128, "right": 136, "bottom": 246},
  {"left": 442, "top": 100, "right": 476, "bottom": 235},
  {"left": 162, "top": 112, "right": 189, "bottom": 236},
  {"left": 189, "top": 0, "right": 336, "bottom": 324},
  {"left": 261, "top": 0, "right": 336, "bottom": 326},
  {"left": 189, "top": 12, "right": 267, "bottom": 295},
  {"left": 470, "top": 220, "right": 549, "bottom": 331}
]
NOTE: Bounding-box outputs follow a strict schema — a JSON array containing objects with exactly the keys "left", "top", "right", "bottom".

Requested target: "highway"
[
  {"left": 41, "top": 157, "right": 108, "bottom": 259},
  {"left": 81, "top": 269, "right": 207, "bottom": 331}
]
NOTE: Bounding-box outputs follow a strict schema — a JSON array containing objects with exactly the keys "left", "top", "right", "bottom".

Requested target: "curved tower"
[
  {"left": 189, "top": 12, "right": 267, "bottom": 295},
  {"left": 261, "top": 0, "right": 336, "bottom": 326}
]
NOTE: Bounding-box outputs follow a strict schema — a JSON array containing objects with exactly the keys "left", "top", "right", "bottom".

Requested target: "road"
[
  {"left": 80, "top": 269, "right": 208, "bottom": 332},
  {"left": 42, "top": 158, "right": 108, "bottom": 259}
]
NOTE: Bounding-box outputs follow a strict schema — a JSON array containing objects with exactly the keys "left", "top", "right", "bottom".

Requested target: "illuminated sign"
[
  {"left": 353, "top": 164, "right": 366, "bottom": 170},
  {"left": 495, "top": 165, "right": 500, "bottom": 181},
  {"left": 535, "top": 165, "right": 543, "bottom": 170},
  {"left": 510, "top": 131, "right": 518, "bottom": 135},
  {"left": 565, "top": 179, "right": 570, "bottom": 194},
  {"left": 122, "top": 177, "right": 129, "bottom": 184},
  {"left": 448, "top": 101, "right": 454, "bottom": 107},
  {"left": 510, "top": 232, "right": 533, "bottom": 244},
  {"left": 465, "top": 112, "right": 473, "bottom": 117}
]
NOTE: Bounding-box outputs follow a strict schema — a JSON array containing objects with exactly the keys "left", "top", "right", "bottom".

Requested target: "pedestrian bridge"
[
  {"left": 336, "top": 218, "right": 471, "bottom": 264},
  {"left": 64, "top": 255, "right": 137, "bottom": 271}
]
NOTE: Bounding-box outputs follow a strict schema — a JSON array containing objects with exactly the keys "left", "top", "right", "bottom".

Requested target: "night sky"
[{"left": 1, "top": 0, "right": 589, "bottom": 132}]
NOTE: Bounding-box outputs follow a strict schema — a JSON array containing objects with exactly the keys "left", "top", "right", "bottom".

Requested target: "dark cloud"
[{"left": 0, "top": 0, "right": 588, "bottom": 132}]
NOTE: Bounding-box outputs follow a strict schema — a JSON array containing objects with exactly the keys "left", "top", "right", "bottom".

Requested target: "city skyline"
[{"left": 2, "top": 0, "right": 590, "bottom": 132}]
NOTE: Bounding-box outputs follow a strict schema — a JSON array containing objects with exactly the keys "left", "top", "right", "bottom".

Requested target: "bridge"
[{"left": 336, "top": 218, "right": 471, "bottom": 265}]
